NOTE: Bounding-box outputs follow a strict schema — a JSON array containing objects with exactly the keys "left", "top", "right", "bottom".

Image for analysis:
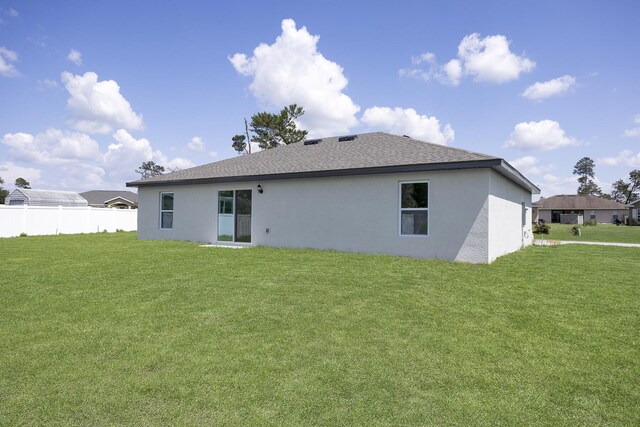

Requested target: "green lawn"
[
  {"left": 534, "top": 223, "right": 640, "bottom": 243},
  {"left": 1, "top": 233, "right": 638, "bottom": 425}
]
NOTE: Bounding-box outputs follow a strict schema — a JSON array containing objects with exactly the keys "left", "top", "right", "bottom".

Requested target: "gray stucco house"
[
  {"left": 80, "top": 190, "right": 138, "bottom": 209},
  {"left": 533, "top": 194, "right": 629, "bottom": 224},
  {"left": 127, "top": 132, "right": 539, "bottom": 263}
]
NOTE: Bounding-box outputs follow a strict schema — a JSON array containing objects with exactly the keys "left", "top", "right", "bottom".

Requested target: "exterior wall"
[
  {"left": 536, "top": 209, "right": 624, "bottom": 224},
  {"left": 487, "top": 171, "right": 533, "bottom": 263},
  {"left": 138, "top": 169, "right": 502, "bottom": 263}
]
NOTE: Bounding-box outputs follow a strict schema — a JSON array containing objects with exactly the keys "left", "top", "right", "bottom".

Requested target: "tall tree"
[
  {"left": 573, "top": 157, "right": 602, "bottom": 196},
  {"left": 135, "top": 161, "right": 165, "bottom": 179},
  {"left": 0, "top": 176, "right": 8, "bottom": 204},
  {"left": 609, "top": 170, "right": 640, "bottom": 204},
  {"left": 14, "top": 177, "right": 31, "bottom": 189},
  {"left": 231, "top": 104, "right": 308, "bottom": 154}
]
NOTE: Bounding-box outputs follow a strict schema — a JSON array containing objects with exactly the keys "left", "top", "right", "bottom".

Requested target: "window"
[
  {"left": 160, "top": 192, "right": 174, "bottom": 229},
  {"left": 400, "top": 182, "right": 428, "bottom": 236},
  {"left": 217, "top": 190, "right": 252, "bottom": 242}
]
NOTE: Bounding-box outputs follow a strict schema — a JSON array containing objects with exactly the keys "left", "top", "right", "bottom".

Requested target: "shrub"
[
  {"left": 533, "top": 223, "right": 551, "bottom": 234},
  {"left": 19, "top": 232, "right": 28, "bottom": 237},
  {"left": 571, "top": 226, "right": 581, "bottom": 236},
  {"left": 584, "top": 219, "right": 597, "bottom": 226}
]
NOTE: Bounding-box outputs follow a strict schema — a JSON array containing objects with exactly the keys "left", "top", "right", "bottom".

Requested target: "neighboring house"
[
  {"left": 80, "top": 190, "right": 138, "bottom": 209},
  {"left": 4, "top": 189, "right": 88, "bottom": 207},
  {"left": 628, "top": 199, "right": 640, "bottom": 225},
  {"left": 533, "top": 194, "right": 629, "bottom": 224},
  {"left": 127, "top": 132, "right": 539, "bottom": 264}
]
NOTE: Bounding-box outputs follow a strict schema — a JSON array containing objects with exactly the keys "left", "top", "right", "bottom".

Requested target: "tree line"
[{"left": 572, "top": 156, "right": 639, "bottom": 204}]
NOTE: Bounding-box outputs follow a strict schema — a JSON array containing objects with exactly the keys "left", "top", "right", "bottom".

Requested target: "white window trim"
[
  {"left": 398, "top": 180, "right": 429, "bottom": 237},
  {"left": 160, "top": 192, "right": 174, "bottom": 230}
]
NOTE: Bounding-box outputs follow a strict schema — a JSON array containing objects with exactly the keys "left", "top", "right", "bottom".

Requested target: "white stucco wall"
[
  {"left": 487, "top": 172, "right": 533, "bottom": 263},
  {"left": 137, "top": 168, "right": 531, "bottom": 263}
]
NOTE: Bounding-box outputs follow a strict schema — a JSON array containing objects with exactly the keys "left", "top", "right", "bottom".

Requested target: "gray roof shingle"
[
  {"left": 127, "top": 132, "right": 538, "bottom": 193},
  {"left": 80, "top": 190, "right": 138, "bottom": 206}
]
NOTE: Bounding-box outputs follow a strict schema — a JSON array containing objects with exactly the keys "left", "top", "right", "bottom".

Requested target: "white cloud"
[
  {"left": 623, "top": 114, "right": 640, "bottom": 137},
  {"left": 229, "top": 18, "right": 360, "bottom": 136},
  {"left": 105, "top": 129, "right": 194, "bottom": 181},
  {"left": 1, "top": 128, "right": 100, "bottom": 164},
  {"left": 67, "top": 49, "right": 83, "bottom": 66},
  {"left": 401, "top": 33, "right": 534, "bottom": 86},
  {"left": 599, "top": 149, "right": 640, "bottom": 168},
  {"left": 6, "top": 8, "right": 18, "bottom": 17},
  {"left": 536, "top": 174, "right": 579, "bottom": 198},
  {"left": 62, "top": 71, "right": 143, "bottom": 134},
  {"left": 187, "top": 136, "right": 205, "bottom": 152},
  {"left": 0, "top": 46, "right": 19, "bottom": 77},
  {"left": 505, "top": 120, "right": 579, "bottom": 151},
  {"left": 0, "top": 162, "right": 42, "bottom": 187},
  {"left": 522, "top": 75, "right": 576, "bottom": 100},
  {"left": 361, "top": 106, "right": 454, "bottom": 145},
  {"left": 38, "top": 78, "right": 59, "bottom": 89},
  {"left": 508, "top": 155, "right": 554, "bottom": 176}
]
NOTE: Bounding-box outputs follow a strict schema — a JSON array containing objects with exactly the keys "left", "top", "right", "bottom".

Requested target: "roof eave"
[{"left": 127, "top": 158, "right": 539, "bottom": 194}]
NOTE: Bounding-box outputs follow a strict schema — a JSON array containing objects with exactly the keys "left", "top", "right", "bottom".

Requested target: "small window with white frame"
[
  {"left": 399, "top": 182, "right": 429, "bottom": 236},
  {"left": 160, "top": 192, "right": 174, "bottom": 229}
]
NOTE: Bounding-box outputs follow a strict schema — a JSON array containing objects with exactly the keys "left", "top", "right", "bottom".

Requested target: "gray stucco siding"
[{"left": 137, "top": 168, "right": 528, "bottom": 263}]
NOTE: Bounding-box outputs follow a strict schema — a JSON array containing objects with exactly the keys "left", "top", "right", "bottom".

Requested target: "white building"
[{"left": 128, "top": 133, "right": 539, "bottom": 263}]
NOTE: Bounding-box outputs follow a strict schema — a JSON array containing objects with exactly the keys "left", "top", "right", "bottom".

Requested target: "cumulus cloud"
[
  {"left": 361, "top": 106, "right": 454, "bottom": 145},
  {"left": 505, "top": 120, "right": 579, "bottom": 151},
  {"left": 599, "top": 149, "right": 640, "bottom": 168},
  {"left": 0, "top": 46, "right": 19, "bottom": 77},
  {"left": 509, "top": 156, "right": 554, "bottom": 176},
  {"left": 105, "top": 129, "right": 194, "bottom": 182},
  {"left": 536, "top": 174, "right": 579, "bottom": 198},
  {"left": 522, "top": 75, "right": 576, "bottom": 100},
  {"left": 623, "top": 114, "right": 640, "bottom": 138},
  {"left": 62, "top": 71, "right": 143, "bottom": 134},
  {"left": 229, "top": 18, "right": 360, "bottom": 136},
  {"left": 187, "top": 136, "right": 205, "bottom": 152},
  {"left": 1, "top": 128, "right": 100, "bottom": 164},
  {"left": 0, "top": 162, "right": 42, "bottom": 187},
  {"left": 67, "top": 49, "right": 83, "bottom": 66},
  {"left": 400, "top": 33, "right": 534, "bottom": 86}
]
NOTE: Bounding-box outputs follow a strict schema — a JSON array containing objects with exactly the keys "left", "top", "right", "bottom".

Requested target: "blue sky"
[{"left": 1, "top": 0, "right": 638, "bottom": 197}]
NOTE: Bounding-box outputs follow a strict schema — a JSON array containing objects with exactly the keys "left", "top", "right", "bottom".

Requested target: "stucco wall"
[
  {"left": 487, "top": 172, "right": 532, "bottom": 263},
  {"left": 137, "top": 168, "right": 530, "bottom": 263}
]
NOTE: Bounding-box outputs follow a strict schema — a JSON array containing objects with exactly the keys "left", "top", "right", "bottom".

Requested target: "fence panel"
[{"left": 0, "top": 206, "right": 137, "bottom": 238}]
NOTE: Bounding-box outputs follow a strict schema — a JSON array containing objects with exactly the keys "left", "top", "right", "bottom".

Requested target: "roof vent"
[
  {"left": 338, "top": 134, "right": 358, "bottom": 142},
  {"left": 402, "top": 135, "right": 411, "bottom": 138},
  {"left": 304, "top": 138, "right": 322, "bottom": 145}
]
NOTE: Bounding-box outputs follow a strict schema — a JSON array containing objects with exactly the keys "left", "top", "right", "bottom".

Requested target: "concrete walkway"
[{"left": 557, "top": 240, "right": 640, "bottom": 248}]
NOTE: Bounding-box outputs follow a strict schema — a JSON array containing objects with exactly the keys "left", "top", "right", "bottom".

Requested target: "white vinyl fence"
[{"left": 0, "top": 205, "right": 137, "bottom": 238}]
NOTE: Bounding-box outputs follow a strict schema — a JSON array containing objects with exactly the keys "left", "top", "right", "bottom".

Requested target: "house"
[
  {"left": 628, "top": 199, "right": 640, "bottom": 225},
  {"left": 532, "top": 194, "right": 629, "bottom": 224},
  {"left": 80, "top": 190, "right": 138, "bottom": 209},
  {"left": 4, "top": 189, "right": 88, "bottom": 207},
  {"left": 127, "top": 132, "right": 539, "bottom": 263}
]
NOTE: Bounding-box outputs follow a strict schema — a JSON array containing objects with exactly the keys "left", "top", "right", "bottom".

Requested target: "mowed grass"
[
  {"left": 535, "top": 223, "right": 640, "bottom": 243},
  {"left": 1, "top": 233, "right": 638, "bottom": 425}
]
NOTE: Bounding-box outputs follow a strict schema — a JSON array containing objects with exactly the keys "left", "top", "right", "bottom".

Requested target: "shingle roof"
[
  {"left": 127, "top": 132, "right": 539, "bottom": 193},
  {"left": 6, "top": 189, "right": 88, "bottom": 207},
  {"left": 80, "top": 190, "right": 138, "bottom": 206},
  {"left": 533, "top": 195, "right": 628, "bottom": 210}
]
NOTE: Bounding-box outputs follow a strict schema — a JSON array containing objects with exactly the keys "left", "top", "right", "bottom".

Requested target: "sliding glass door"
[{"left": 217, "top": 190, "right": 252, "bottom": 242}]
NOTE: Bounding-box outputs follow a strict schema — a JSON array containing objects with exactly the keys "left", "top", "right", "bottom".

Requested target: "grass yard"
[
  {"left": 1, "top": 233, "right": 638, "bottom": 425},
  {"left": 535, "top": 223, "right": 640, "bottom": 244}
]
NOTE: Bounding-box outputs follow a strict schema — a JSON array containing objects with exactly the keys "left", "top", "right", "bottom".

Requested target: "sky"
[{"left": 0, "top": 0, "right": 639, "bottom": 198}]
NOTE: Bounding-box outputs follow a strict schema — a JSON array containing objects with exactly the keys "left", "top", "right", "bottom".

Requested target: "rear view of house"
[
  {"left": 533, "top": 195, "right": 629, "bottom": 224},
  {"left": 127, "top": 132, "right": 539, "bottom": 263}
]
